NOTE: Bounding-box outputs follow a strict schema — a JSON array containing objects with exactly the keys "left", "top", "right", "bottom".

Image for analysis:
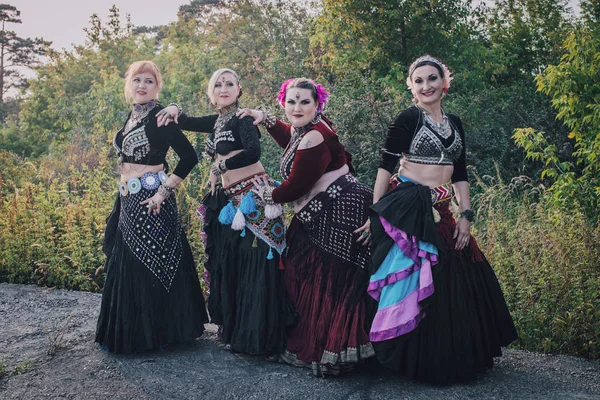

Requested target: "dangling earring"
[{"left": 311, "top": 112, "right": 321, "bottom": 125}]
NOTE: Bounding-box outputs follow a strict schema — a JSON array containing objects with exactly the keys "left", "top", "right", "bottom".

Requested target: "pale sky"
[
  {"left": 12, "top": 0, "right": 582, "bottom": 52},
  {"left": 12, "top": 0, "right": 184, "bottom": 51}
]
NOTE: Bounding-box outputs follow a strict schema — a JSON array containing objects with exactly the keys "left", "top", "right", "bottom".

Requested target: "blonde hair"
[
  {"left": 124, "top": 60, "right": 163, "bottom": 103},
  {"left": 206, "top": 68, "right": 241, "bottom": 106}
]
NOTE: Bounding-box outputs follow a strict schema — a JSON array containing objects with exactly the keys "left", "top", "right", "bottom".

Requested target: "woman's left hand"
[
  {"left": 236, "top": 108, "right": 264, "bottom": 125},
  {"left": 353, "top": 219, "right": 372, "bottom": 246},
  {"left": 453, "top": 217, "right": 471, "bottom": 250},
  {"left": 250, "top": 175, "right": 270, "bottom": 199},
  {"left": 140, "top": 192, "right": 167, "bottom": 216},
  {"left": 156, "top": 106, "right": 180, "bottom": 127}
]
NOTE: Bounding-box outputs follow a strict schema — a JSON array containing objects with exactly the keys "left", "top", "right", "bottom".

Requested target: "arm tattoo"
[{"left": 304, "top": 140, "right": 312, "bottom": 148}]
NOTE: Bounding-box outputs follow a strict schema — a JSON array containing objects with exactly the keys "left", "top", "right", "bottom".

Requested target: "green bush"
[
  {"left": 0, "top": 148, "right": 211, "bottom": 293},
  {"left": 472, "top": 173, "right": 600, "bottom": 359}
]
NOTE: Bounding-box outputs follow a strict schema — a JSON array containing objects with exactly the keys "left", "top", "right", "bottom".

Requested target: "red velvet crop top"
[{"left": 267, "top": 115, "right": 352, "bottom": 204}]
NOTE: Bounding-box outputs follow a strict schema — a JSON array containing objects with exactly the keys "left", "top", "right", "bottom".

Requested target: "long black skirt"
[
  {"left": 199, "top": 177, "right": 293, "bottom": 355},
  {"left": 368, "top": 180, "right": 518, "bottom": 385},
  {"left": 95, "top": 189, "right": 208, "bottom": 353}
]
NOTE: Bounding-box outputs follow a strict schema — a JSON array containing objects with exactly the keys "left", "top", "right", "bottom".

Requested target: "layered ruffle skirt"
[
  {"left": 198, "top": 174, "right": 294, "bottom": 355},
  {"left": 279, "top": 174, "right": 376, "bottom": 376},
  {"left": 96, "top": 188, "right": 208, "bottom": 353},
  {"left": 368, "top": 177, "right": 518, "bottom": 385}
]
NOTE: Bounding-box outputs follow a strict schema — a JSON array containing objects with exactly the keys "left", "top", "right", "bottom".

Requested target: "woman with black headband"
[{"left": 361, "top": 55, "right": 518, "bottom": 384}]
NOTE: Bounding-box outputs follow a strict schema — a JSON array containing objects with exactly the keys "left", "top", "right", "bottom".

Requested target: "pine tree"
[{"left": 0, "top": 4, "right": 49, "bottom": 106}]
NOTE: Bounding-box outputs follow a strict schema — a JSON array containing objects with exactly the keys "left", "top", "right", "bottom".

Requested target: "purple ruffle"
[
  {"left": 369, "top": 290, "right": 427, "bottom": 342},
  {"left": 368, "top": 216, "right": 439, "bottom": 341}
]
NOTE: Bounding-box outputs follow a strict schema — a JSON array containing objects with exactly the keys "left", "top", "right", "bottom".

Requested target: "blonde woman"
[
  {"left": 158, "top": 69, "right": 292, "bottom": 356},
  {"left": 96, "top": 60, "right": 208, "bottom": 353}
]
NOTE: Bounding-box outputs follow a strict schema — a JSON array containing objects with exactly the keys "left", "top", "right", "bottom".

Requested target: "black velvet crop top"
[
  {"left": 177, "top": 108, "right": 261, "bottom": 171},
  {"left": 113, "top": 105, "right": 198, "bottom": 179},
  {"left": 379, "top": 106, "right": 468, "bottom": 183}
]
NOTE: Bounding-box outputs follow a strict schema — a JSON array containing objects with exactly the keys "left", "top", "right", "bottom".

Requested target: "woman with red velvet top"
[
  {"left": 156, "top": 68, "right": 292, "bottom": 356},
  {"left": 96, "top": 61, "right": 208, "bottom": 353},
  {"left": 362, "top": 55, "right": 517, "bottom": 384},
  {"left": 239, "top": 78, "right": 375, "bottom": 376}
]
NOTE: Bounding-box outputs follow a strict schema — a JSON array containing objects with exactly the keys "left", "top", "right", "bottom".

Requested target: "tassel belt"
[
  {"left": 390, "top": 175, "right": 453, "bottom": 223},
  {"left": 218, "top": 173, "right": 286, "bottom": 260},
  {"left": 118, "top": 171, "right": 168, "bottom": 197},
  {"left": 390, "top": 174, "right": 453, "bottom": 204},
  {"left": 430, "top": 181, "right": 452, "bottom": 205},
  {"left": 223, "top": 173, "right": 269, "bottom": 197}
]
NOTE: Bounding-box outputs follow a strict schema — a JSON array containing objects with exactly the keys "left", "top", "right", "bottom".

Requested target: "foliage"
[
  {"left": 0, "top": 1, "right": 598, "bottom": 360},
  {"left": 513, "top": 28, "right": 600, "bottom": 216},
  {"left": 472, "top": 173, "right": 600, "bottom": 359}
]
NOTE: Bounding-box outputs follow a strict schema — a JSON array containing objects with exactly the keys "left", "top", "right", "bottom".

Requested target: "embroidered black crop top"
[
  {"left": 379, "top": 106, "right": 468, "bottom": 183},
  {"left": 113, "top": 106, "right": 198, "bottom": 179},
  {"left": 177, "top": 109, "right": 261, "bottom": 170}
]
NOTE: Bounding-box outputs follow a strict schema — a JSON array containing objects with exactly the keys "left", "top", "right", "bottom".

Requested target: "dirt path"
[{"left": 1, "top": 283, "right": 599, "bottom": 400}]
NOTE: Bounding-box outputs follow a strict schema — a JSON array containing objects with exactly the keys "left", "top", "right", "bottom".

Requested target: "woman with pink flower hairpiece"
[
  {"left": 359, "top": 55, "right": 518, "bottom": 384},
  {"left": 238, "top": 78, "right": 376, "bottom": 376}
]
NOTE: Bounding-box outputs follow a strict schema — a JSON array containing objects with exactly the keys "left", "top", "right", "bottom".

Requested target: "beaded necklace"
[
  {"left": 124, "top": 99, "right": 158, "bottom": 134},
  {"left": 417, "top": 104, "right": 452, "bottom": 139}
]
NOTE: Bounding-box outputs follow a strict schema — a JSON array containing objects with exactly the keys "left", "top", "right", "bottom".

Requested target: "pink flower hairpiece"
[
  {"left": 277, "top": 78, "right": 294, "bottom": 108},
  {"left": 314, "top": 83, "right": 329, "bottom": 113},
  {"left": 277, "top": 79, "right": 330, "bottom": 113}
]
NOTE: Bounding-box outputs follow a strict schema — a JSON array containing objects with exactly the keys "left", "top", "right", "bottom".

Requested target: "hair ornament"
[
  {"left": 277, "top": 78, "right": 330, "bottom": 113},
  {"left": 314, "top": 83, "right": 329, "bottom": 113},
  {"left": 277, "top": 79, "right": 295, "bottom": 108}
]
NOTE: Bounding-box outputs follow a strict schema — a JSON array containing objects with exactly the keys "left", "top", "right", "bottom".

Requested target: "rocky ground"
[{"left": 1, "top": 282, "right": 599, "bottom": 400}]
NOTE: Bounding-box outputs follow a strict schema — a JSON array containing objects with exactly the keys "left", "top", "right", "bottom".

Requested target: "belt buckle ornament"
[
  {"left": 127, "top": 178, "right": 142, "bottom": 194},
  {"left": 118, "top": 181, "right": 129, "bottom": 196},
  {"left": 158, "top": 170, "right": 168, "bottom": 184},
  {"left": 141, "top": 172, "right": 160, "bottom": 190}
]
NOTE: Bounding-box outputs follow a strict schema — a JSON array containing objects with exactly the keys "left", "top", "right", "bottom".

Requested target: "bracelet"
[
  {"left": 157, "top": 184, "right": 174, "bottom": 198},
  {"left": 167, "top": 102, "right": 183, "bottom": 117},
  {"left": 259, "top": 108, "right": 276, "bottom": 129},
  {"left": 212, "top": 159, "right": 228, "bottom": 176},
  {"left": 460, "top": 209, "right": 474, "bottom": 222},
  {"left": 218, "top": 159, "right": 228, "bottom": 173},
  {"left": 262, "top": 186, "right": 275, "bottom": 205}
]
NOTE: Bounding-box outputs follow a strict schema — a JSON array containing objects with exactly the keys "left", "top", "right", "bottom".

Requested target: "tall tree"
[{"left": 0, "top": 4, "right": 49, "bottom": 105}]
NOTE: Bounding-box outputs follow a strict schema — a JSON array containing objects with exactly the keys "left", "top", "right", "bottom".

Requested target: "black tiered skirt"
[
  {"left": 199, "top": 177, "right": 294, "bottom": 355},
  {"left": 95, "top": 190, "right": 208, "bottom": 353},
  {"left": 368, "top": 180, "right": 518, "bottom": 385}
]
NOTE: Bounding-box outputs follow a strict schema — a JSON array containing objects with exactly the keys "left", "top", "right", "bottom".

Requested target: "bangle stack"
[
  {"left": 158, "top": 184, "right": 174, "bottom": 199},
  {"left": 259, "top": 108, "right": 276, "bottom": 129},
  {"left": 212, "top": 159, "right": 228, "bottom": 176},
  {"left": 262, "top": 186, "right": 274, "bottom": 205},
  {"left": 460, "top": 209, "right": 474, "bottom": 222},
  {"left": 167, "top": 102, "right": 183, "bottom": 117}
]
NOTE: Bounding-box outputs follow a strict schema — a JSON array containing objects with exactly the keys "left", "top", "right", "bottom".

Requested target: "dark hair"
[
  {"left": 287, "top": 78, "right": 318, "bottom": 103},
  {"left": 412, "top": 60, "right": 444, "bottom": 78}
]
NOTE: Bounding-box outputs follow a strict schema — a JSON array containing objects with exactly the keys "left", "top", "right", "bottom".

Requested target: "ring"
[
  {"left": 361, "top": 231, "right": 369, "bottom": 238},
  {"left": 259, "top": 182, "right": 265, "bottom": 187},
  {"left": 151, "top": 203, "right": 158, "bottom": 210}
]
